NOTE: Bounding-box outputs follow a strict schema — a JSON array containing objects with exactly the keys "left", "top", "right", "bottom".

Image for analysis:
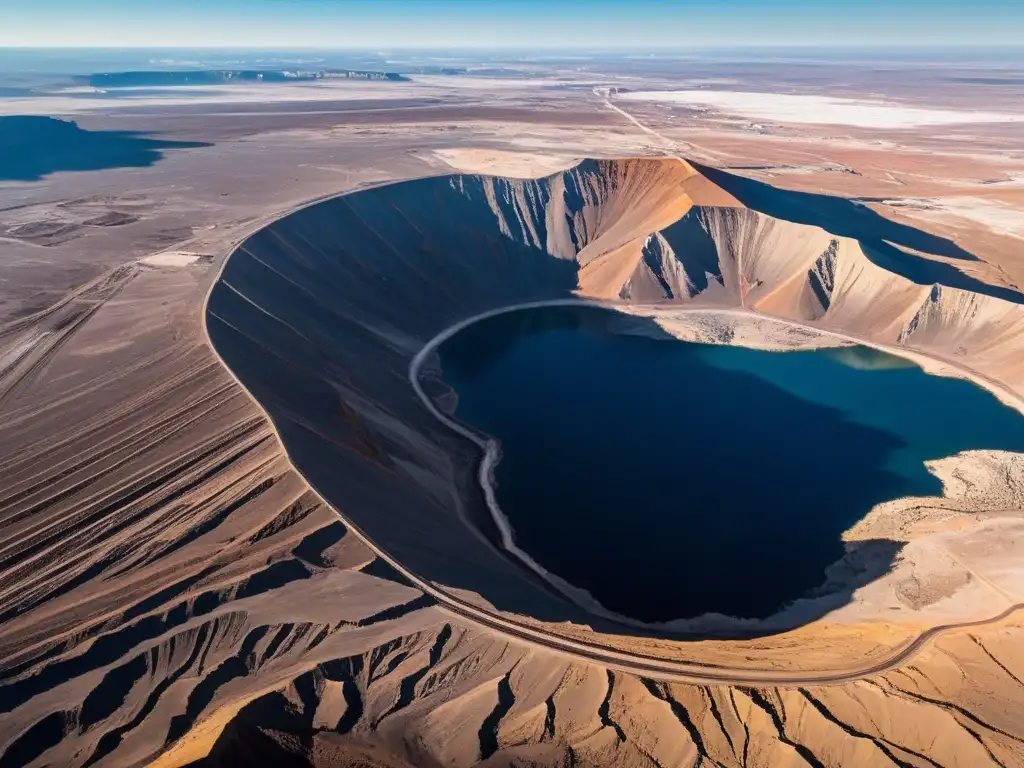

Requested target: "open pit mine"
[
  {"left": 5, "top": 157, "right": 1024, "bottom": 767},
  {"left": 208, "top": 155, "right": 1024, "bottom": 653}
]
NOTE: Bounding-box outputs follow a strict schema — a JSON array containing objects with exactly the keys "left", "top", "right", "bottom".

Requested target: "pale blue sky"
[{"left": 2, "top": 0, "right": 1021, "bottom": 48}]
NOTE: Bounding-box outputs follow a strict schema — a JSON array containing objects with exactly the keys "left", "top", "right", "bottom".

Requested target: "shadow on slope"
[
  {"left": 205, "top": 169, "right": 911, "bottom": 641},
  {"left": 206, "top": 173, "right": 586, "bottom": 628},
  {"left": 185, "top": 697, "right": 419, "bottom": 768},
  {"left": 0, "top": 116, "right": 210, "bottom": 182},
  {"left": 693, "top": 160, "right": 1024, "bottom": 305}
]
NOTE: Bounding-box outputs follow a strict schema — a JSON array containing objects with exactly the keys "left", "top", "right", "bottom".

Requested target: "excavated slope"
[{"left": 207, "top": 156, "right": 1024, "bottom": 646}]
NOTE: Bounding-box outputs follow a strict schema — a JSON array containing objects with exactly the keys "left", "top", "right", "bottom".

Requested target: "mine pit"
[{"left": 209, "top": 156, "right": 1024, "bottom": 658}]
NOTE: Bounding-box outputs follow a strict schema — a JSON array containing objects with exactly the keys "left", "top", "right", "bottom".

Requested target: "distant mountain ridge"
[{"left": 76, "top": 69, "right": 410, "bottom": 87}]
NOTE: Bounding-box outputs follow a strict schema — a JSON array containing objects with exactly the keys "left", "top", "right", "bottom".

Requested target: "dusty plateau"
[{"left": 2, "top": 58, "right": 1024, "bottom": 767}]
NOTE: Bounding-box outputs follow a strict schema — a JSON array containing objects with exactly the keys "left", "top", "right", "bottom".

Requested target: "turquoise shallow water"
[{"left": 438, "top": 306, "right": 1024, "bottom": 623}]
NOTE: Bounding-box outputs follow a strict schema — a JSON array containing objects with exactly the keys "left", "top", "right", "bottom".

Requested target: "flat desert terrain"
[{"left": 2, "top": 52, "right": 1024, "bottom": 767}]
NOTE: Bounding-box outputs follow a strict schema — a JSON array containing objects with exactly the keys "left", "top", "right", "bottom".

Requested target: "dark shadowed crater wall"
[
  {"left": 206, "top": 158, "right": 1024, "bottom": 638},
  {"left": 206, "top": 171, "right": 596, "bottom": 626}
]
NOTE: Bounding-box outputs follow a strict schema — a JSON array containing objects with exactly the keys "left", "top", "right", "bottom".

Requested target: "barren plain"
[{"left": 2, "top": 51, "right": 1024, "bottom": 767}]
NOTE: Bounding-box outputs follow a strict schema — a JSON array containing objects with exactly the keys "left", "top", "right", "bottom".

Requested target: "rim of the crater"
[{"left": 200, "top": 174, "right": 1024, "bottom": 683}]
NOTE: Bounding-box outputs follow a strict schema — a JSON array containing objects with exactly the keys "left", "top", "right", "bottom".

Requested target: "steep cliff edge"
[{"left": 206, "top": 156, "right": 1024, "bottom": 659}]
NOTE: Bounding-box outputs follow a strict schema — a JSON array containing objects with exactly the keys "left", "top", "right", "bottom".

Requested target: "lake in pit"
[{"left": 437, "top": 305, "right": 1024, "bottom": 623}]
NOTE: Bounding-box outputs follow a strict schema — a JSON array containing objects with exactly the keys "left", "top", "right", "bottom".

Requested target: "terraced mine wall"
[{"left": 207, "top": 157, "right": 1024, "bottom": 638}]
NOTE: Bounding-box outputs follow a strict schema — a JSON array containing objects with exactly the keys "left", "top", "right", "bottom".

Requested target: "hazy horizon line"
[{"left": 2, "top": 42, "right": 1023, "bottom": 51}]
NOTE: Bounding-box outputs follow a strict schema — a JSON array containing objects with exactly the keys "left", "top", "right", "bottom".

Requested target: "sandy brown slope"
[
  {"left": 3, "top": 156, "right": 1024, "bottom": 768},
  {"left": 0, "top": 261, "right": 436, "bottom": 767},
  {"left": 154, "top": 617, "right": 1024, "bottom": 768}
]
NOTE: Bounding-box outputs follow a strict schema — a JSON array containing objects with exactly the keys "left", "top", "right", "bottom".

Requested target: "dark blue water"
[{"left": 438, "top": 306, "right": 1024, "bottom": 623}]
